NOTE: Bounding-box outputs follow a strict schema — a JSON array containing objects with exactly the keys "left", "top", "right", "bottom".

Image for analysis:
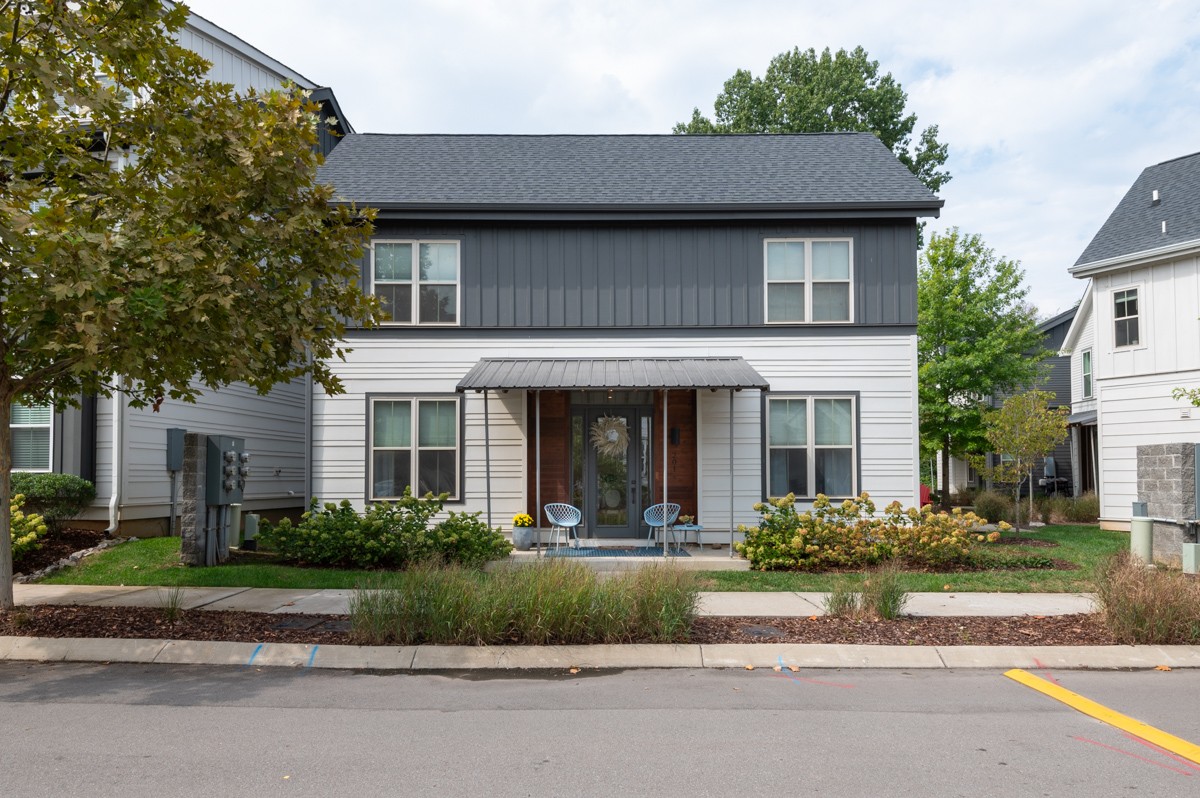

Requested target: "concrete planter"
[{"left": 512, "top": 526, "right": 534, "bottom": 551}]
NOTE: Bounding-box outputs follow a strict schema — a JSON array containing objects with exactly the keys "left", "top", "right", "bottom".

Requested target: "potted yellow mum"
[{"left": 512, "top": 513, "right": 535, "bottom": 551}]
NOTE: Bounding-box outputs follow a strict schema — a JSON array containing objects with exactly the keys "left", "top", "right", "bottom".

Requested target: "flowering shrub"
[
  {"left": 259, "top": 489, "right": 511, "bottom": 569},
  {"left": 736, "top": 493, "right": 989, "bottom": 571},
  {"left": 512, "top": 513, "right": 534, "bottom": 528},
  {"left": 10, "top": 494, "right": 50, "bottom": 565}
]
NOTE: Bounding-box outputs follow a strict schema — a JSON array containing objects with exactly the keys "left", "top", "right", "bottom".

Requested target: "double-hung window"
[
  {"left": 767, "top": 396, "right": 856, "bottom": 498},
  {"left": 372, "top": 241, "right": 459, "bottom": 325},
  {"left": 369, "top": 397, "right": 460, "bottom": 500},
  {"left": 11, "top": 402, "right": 52, "bottom": 472},
  {"left": 1113, "top": 288, "right": 1139, "bottom": 347},
  {"left": 765, "top": 239, "right": 852, "bottom": 323},
  {"left": 1081, "top": 350, "right": 1093, "bottom": 398}
]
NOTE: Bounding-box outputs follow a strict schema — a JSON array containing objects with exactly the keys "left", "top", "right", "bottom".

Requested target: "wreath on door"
[{"left": 590, "top": 415, "right": 629, "bottom": 458}]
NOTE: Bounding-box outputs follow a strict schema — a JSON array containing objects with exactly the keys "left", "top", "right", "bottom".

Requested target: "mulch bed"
[
  {"left": 14, "top": 527, "right": 110, "bottom": 576},
  {"left": 0, "top": 605, "right": 1118, "bottom": 646}
]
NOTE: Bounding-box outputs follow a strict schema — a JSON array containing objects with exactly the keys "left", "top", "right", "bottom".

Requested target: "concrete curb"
[{"left": 3, "top": 636, "right": 1198, "bottom": 671}]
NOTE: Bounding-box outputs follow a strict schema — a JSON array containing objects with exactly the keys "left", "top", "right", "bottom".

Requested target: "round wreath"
[{"left": 590, "top": 415, "right": 630, "bottom": 458}]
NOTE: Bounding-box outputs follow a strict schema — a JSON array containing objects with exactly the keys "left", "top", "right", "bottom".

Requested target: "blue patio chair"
[
  {"left": 544, "top": 503, "right": 583, "bottom": 551},
  {"left": 643, "top": 502, "right": 681, "bottom": 546}
]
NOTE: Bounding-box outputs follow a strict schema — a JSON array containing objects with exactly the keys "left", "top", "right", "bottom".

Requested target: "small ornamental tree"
[
  {"left": 0, "top": 1, "right": 382, "bottom": 608},
  {"left": 972, "top": 391, "right": 1068, "bottom": 534}
]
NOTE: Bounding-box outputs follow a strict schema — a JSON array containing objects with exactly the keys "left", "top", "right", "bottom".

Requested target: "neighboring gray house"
[
  {"left": 312, "top": 133, "right": 943, "bottom": 544},
  {"left": 1060, "top": 150, "right": 1200, "bottom": 530},
  {"left": 11, "top": 9, "right": 353, "bottom": 534}
]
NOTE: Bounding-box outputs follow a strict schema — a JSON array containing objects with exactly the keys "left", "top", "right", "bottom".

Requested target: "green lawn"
[
  {"left": 696, "top": 525, "right": 1126, "bottom": 593},
  {"left": 39, "top": 524, "right": 1125, "bottom": 593}
]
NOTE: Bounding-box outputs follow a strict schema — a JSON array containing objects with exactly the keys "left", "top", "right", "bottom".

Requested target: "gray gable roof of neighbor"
[
  {"left": 318, "top": 133, "right": 943, "bottom": 213},
  {"left": 1075, "top": 151, "right": 1200, "bottom": 268}
]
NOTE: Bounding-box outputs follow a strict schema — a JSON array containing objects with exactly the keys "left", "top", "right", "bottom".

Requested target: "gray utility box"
[{"left": 205, "top": 435, "right": 249, "bottom": 506}]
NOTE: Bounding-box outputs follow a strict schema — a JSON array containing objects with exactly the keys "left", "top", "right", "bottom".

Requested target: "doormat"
[{"left": 544, "top": 547, "right": 690, "bottom": 558}]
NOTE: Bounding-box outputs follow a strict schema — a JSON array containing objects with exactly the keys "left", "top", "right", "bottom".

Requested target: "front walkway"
[{"left": 12, "top": 583, "right": 1097, "bottom": 617}]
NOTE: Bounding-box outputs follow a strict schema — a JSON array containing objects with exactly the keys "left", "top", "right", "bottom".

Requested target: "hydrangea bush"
[
  {"left": 10, "top": 494, "right": 50, "bottom": 565},
  {"left": 259, "top": 489, "right": 512, "bottom": 569},
  {"left": 736, "top": 493, "right": 994, "bottom": 571}
]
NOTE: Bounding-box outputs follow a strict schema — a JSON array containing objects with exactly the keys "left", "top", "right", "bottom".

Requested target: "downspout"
[
  {"left": 106, "top": 380, "right": 124, "bottom": 533},
  {"left": 663, "top": 388, "right": 669, "bottom": 557}
]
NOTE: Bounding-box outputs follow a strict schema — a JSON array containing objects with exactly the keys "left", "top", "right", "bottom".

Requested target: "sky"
[{"left": 185, "top": 0, "right": 1200, "bottom": 319}]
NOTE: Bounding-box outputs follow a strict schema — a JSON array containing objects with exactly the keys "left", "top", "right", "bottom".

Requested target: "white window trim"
[
  {"left": 368, "top": 396, "right": 461, "bottom": 501},
  {"left": 1111, "top": 284, "right": 1143, "bottom": 351},
  {"left": 766, "top": 394, "right": 858, "bottom": 499},
  {"left": 763, "top": 238, "right": 855, "bottom": 324},
  {"left": 11, "top": 401, "right": 53, "bottom": 473},
  {"left": 1081, "top": 349, "right": 1093, "bottom": 399},
  {"left": 370, "top": 239, "right": 462, "bottom": 326}
]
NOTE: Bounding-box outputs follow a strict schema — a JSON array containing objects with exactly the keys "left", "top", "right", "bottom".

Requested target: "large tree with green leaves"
[
  {"left": 0, "top": 0, "right": 380, "bottom": 608},
  {"left": 918, "top": 229, "right": 1046, "bottom": 505},
  {"left": 674, "top": 45, "right": 950, "bottom": 195}
]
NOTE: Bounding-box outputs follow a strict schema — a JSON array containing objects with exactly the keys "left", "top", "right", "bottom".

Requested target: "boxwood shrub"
[
  {"left": 736, "top": 492, "right": 988, "bottom": 571},
  {"left": 10, "top": 472, "right": 95, "bottom": 530}
]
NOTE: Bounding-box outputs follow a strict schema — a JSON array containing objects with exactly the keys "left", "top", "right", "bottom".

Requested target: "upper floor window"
[
  {"left": 1113, "top": 288, "right": 1139, "bottom": 348},
  {"left": 372, "top": 241, "right": 459, "bottom": 325},
  {"left": 767, "top": 396, "right": 856, "bottom": 498},
  {"left": 369, "top": 396, "right": 460, "bottom": 501},
  {"left": 1081, "top": 350, "right": 1093, "bottom": 398},
  {"left": 765, "top": 239, "right": 853, "bottom": 323},
  {"left": 11, "top": 402, "right": 52, "bottom": 472}
]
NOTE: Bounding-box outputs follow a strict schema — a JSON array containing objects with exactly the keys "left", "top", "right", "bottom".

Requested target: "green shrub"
[
  {"left": 948, "top": 488, "right": 977, "bottom": 507},
  {"left": 1064, "top": 492, "right": 1100, "bottom": 523},
  {"left": 10, "top": 493, "right": 50, "bottom": 565},
  {"left": 10, "top": 472, "right": 95, "bottom": 530},
  {"left": 259, "top": 490, "right": 510, "bottom": 569},
  {"left": 349, "top": 561, "right": 698, "bottom": 645},
  {"left": 1094, "top": 552, "right": 1200, "bottom": 644},
  {"left": 972, "top": 490, "right": 1012, "bottom": 525},
  {"left": 736, "top": 493, "right": 987, "bottom": 571}
]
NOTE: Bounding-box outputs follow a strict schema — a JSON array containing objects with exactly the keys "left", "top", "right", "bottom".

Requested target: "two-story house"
[
  {"left": 311, "top": 133, "right": 942, "bottom": 544},
  {"left": 10, "top": 8, "right": 353, "bottom": 535},
  {"left": 1060, "top": 150, "right": 1200, "bottom": 529}
]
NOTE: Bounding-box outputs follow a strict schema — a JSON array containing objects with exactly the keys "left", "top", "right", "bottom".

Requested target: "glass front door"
[{"left": 575, "top": 406, "right": 653, "bottom": 538}]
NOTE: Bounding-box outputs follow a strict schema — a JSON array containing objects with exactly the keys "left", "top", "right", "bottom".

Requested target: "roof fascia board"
[
  {"left": 1070, "top": 237, "right": 1200, "bottom": 277},
  {"left": 1059, "top": 283, "right": 1093, "bottom": 355},
  {"left": 347, "top": 205, "right": 941, "bottom": 223},
  {"left": 178, "top": 5, "right": 318, "bottom": 89},
  {"left": 309, "top": 87, "right": 355, "bottom": 135}
]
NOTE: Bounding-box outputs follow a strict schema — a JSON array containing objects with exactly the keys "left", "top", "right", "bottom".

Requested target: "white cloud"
[{"left": 185, "top": 0, "right": 1200, "bottom": 316}]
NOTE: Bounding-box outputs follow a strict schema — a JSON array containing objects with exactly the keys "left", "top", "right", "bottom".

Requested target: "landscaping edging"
[{"left": 3, "top": 635, "right": 1198, "bottom": 671}]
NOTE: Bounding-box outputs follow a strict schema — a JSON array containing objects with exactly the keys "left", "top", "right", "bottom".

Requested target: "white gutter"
[
  {"left": 1070, "top": 237, "right": 1200, "bottom": 277},
  {"left": 106, "top": 381, "right": 124, "bottom": 533}
]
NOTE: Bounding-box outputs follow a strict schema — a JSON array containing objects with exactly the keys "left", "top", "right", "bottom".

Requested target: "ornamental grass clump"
[
  {"left": 822, "top": 560, "right": 909, "bottom": 620},
  {"left": 1094, "top": 552, "right": 1200, "bottom": 645},
  {"left": 736, "top": 493, "right": 985, "bottom": 571},
  {"left": 349, "top": 561, "right": 698, "bottom": 646}
]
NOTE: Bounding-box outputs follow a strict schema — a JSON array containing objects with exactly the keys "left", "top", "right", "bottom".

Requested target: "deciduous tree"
[
  {"left": 674, "top": 46, "right": 950, "bottom": 195},
  {"left": 918, "top": 230, "right": 1046, "bottom": 507},
  {"left": 0, "top": 1, "right": 380, "bottom": 608}
]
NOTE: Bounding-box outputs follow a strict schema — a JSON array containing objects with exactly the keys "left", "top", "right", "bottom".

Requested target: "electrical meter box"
[{"left": 206, "top": 435, "right": 249, "bottom": 506}]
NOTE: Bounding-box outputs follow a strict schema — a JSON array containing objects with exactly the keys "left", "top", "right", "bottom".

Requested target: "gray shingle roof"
[
  {"left": 456, "top": 357, "right": 770, "bottom": 391},
  {"left": 1075, "top": 151, "right": 1200, "bottom": 267},
  {"left": 318, "top": 133, "right": 942, "bottom": 211}
]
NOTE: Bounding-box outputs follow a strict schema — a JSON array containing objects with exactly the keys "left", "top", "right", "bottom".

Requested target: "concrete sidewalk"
[
  {"left": 8, "top": 583, "right": 1189, "bottom": 672},
  {"left": 12, "top": 583, "right": 1097, "bottom": 617}
]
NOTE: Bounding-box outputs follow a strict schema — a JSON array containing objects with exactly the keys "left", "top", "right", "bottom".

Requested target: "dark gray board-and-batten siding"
[{"left": 360, "top": 220, "right": 918, "bottom": 328}]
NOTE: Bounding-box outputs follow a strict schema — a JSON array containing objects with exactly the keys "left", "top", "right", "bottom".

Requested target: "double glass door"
[{"left": 572, "top": 406, "right": 653, "bottom": 538}]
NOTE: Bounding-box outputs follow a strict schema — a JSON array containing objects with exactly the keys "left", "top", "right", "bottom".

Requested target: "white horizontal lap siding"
[
  {"left": 107, "top": 380, "right": 306, "bottom": 520},
  {"left": 315, "top": 333, "right": 916, "bottom": 527},
  {"left": 1097, "top": 371, "right": 1200, "bottom": 523}
]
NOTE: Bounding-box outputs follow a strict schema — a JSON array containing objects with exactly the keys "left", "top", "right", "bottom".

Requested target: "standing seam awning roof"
[{"left": 456, "top": 358, "right": 770, "bottom": 391}]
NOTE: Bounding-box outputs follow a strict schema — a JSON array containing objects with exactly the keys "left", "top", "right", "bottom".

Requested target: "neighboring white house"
[
  {"left": 311, "top": 133, "right": 943, "bottom": 545},
  {"left": 12, "top": 9, "right": 353, "bottom": 534},
  {"left": 1060, "top": 150, "right": 1200, "bottom": 530}
]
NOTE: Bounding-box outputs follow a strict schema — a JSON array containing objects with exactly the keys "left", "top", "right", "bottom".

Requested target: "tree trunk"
[
  {"left": 1012, "top": 482, "right": 1022, "bottom": 536},
  {"left": 1028, "top": 468, "right": 1036, "bottom": 525},
  {"left": 0, "top": 397, "right": 13, "bottom": 609},
  {"left": 940, "top": 443, "right": 951, "bottom": 511}
]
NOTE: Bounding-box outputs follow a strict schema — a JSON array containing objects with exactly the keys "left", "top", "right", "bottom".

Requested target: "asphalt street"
[{"left": 1, "top": 663, "right": 1197, "bottom": 797}]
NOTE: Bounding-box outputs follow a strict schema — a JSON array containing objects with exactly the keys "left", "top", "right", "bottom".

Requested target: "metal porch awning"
[
  {"left": 455, "top": 357, "right": 770, "bottom": 392},
  {"left": 1068, "top": 410, "right": 1097, "bottom": 425}
]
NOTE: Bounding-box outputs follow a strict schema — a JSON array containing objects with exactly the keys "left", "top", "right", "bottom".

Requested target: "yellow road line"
[{"left": 1004, "top": 668, "right": 1200, "bottom": 766}]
